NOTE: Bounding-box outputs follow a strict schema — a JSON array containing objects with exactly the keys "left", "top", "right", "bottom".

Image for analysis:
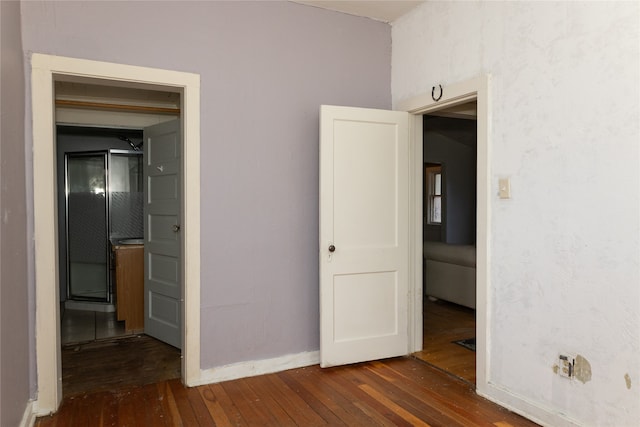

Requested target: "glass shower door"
[
  {"left": 66, "top": 153, "right": 110, "bottom": 302},
  {"left": 109, "top": 151, "right": 144, "bottom": 242}
]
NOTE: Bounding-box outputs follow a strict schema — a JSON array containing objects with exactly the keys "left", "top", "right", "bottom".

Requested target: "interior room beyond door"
[{"left": 418, "top": 107, "right": 478, "bottom": 384}]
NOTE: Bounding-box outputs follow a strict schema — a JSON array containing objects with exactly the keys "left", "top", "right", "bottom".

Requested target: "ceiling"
[{"left": 292, "top": 1, "right": 424, "bottom": 23}]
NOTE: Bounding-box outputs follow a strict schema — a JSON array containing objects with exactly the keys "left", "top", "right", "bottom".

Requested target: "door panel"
[
  {"left": 148, "top": 252, "right": 179, "bottom": 295},
  {"left": 149, "top": 293, "right": 180, "bottom": 325},
  {"left": 144, "top": 119, "right": 181, "bottom": 349},
  {"left": 334, "top": 121, "right": 399, "bottom": 248},
  {"left": 149, "top": 215, "right": 180, "bottom": 245},
  {"left": 320, "top": 105, "right": 410, "bottom": 367},
  {"left": 149, "top": 175, "right": 178, "bottom": 201},
  {"left": 148, "top": 130, "right": 179, "bottom": 163},
  {"left": 333, "top": 271, "right": 398, "bottom": 341}
]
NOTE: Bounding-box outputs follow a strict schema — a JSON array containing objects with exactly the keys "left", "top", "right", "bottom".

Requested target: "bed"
[{"left": 424, "top": 241, "right": 476, "bottom": 309}]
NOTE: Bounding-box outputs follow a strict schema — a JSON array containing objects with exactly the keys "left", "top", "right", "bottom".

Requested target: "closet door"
[{"left": 144, "top": 119, "right": 182, "bottom": 349}]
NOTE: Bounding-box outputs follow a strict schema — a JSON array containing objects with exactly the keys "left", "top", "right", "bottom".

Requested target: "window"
[{"left": 426, "top": 165, "right": 443, "bottom": 224}]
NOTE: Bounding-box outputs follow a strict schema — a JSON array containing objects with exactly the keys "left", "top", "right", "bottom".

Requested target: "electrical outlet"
[{"left": 558, "top": 354, "right": 575, "bottom": 379}]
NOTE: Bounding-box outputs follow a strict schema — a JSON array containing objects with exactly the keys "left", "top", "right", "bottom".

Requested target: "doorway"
[
  {"left": 55, "top": 123, "right": 182, "bottom": 397},
  {"left": 56, "top": 89, "right": 180, "bottom": 397},
  {"left": 31, "top": 54, "right": 202, "bottom": 414},
  {"left": 317, "top": 77, "right": 489, "bottom": 388},
  {"left": 398, "top": 75, "right": 490, "bottom": 394},
  {"left": 414, "top": 107, "right": 478, "bottom": 384}
]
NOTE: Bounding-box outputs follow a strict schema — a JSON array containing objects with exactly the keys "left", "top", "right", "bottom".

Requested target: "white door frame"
[
  {"left": 31, "top": 54, "right": 201, "bottom": 414},
  {"left": 398, "top": 75, "right": 490, "bottom": 393}
]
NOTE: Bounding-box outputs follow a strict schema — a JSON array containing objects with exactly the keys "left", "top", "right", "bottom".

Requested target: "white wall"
[{"left": 393, "top": 2, "right": 639, "bottom": 426}]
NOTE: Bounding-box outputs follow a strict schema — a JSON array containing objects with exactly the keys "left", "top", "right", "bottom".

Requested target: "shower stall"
[{"left": 65, "top": 149, "right": 143, "bottom": 303}]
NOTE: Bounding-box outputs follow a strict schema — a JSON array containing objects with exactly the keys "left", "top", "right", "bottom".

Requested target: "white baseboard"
[
  {"left": 19, "top": 400, "right": 37, "bottom": 427},
  {"left": 478, "top": 382, "right": 583, "bottom": 427},
  {"left": 193, "top": 350, "right": 320, "bottom": 386}
]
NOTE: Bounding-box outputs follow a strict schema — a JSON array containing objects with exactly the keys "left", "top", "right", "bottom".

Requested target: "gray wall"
[
  {"left": 21, "top": 1, "right": 391, "bottom": 368},
  {"left": 424, "top": 117, "right": 476, "bottom": 245},
  {"left": 0, "top": 0, "right": 31, "bottom": 425}
]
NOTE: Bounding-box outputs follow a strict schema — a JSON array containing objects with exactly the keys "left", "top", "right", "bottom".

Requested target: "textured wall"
[
  {"left": 393, "top": 1, "right": 639, "bottom": 425},
  {"left": 0, "top": 0, "right": 31, "bottom": 425},
  {"left": 21, "top": 1, "right": 391, "bottom": 368}
]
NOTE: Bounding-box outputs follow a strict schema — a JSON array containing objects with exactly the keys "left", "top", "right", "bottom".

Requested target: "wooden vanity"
[{"left": 113, "top": 244, "right": 144, "bottom": 332}]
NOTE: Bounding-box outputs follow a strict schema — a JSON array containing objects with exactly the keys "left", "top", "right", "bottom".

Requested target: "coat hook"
[{"left": 432, "top": 84, "right": 443, "bottom": 102}]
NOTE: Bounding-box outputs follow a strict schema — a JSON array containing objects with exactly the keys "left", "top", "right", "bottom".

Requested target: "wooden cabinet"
[{"left": 114, "top": 245, "right": 144, "bottom": 331}]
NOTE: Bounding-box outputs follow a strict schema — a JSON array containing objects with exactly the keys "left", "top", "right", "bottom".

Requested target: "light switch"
[{"left": 498, "top": 177, "right": 511, "bottom": 199}]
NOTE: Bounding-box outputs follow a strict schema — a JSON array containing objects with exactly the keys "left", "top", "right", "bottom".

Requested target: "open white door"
[
  {"left": 144, "top": 119, "right": 182, "bottom": 349},
  {"left": 320, "top": 105, "right": 410, "bottom": 367}
]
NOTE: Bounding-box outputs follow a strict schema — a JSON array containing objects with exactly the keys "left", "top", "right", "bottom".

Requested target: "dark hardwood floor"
[
  {"left": 62, "top": 334, "right": 180, "bottom": 397},
  {"left": 413, "top": 297, "right": 476, "bottom": 384},
  {"left": 36, "top": 355, "right": 538, "bottom": 426}
]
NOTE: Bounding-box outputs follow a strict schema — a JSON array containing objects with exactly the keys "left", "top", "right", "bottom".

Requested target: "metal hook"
[{"left": 432, "top": 84, "right": 443, "bottom": 102}]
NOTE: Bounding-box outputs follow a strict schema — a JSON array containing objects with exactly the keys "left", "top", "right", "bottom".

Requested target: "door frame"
[
  {"left": 398, "top": 75, "right": 490, "bottom": 393},
  {"left": 31, "top": 54, "right": 201, "bottom": 414}
]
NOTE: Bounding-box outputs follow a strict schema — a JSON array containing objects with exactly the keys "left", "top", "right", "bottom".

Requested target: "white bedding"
[{"left": 424, "top": 241, "right": 476, "bottom": 309}]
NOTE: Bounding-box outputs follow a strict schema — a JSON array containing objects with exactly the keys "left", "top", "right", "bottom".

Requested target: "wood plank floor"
[
  {"left": 413, "top": 298, "right": 476, "bottom": 384},
  {"left": 39, "top": 304, "right": 536, "bottom": 426},
  {"left": 36, "top": 356, "right": 539, "bottom": 426},
  {"left": 62, "top": 334, "right": 180, "bottom": 397}
]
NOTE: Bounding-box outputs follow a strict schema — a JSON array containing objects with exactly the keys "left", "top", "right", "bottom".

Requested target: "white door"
[
  {"left": 144, "top": 119, "right": 182, "bottom": 349},
  {"left": 320, "top": 105, "right": 410, "bottom": 367}
]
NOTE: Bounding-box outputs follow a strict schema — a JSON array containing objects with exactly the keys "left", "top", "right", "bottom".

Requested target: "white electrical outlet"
[{"left": 558, "top": 354, "right": 575, "bottom": 379}]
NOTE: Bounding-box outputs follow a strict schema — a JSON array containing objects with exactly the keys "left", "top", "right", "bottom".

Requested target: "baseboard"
[
  {"left": 194, "top": 350, "right": 320, "bottom": 386},
  {"left": 478, "top": 382, "right": 583, "bottom": 427},
  {"left": 19, "top": 400, "right": 37, "bottom": 427}
]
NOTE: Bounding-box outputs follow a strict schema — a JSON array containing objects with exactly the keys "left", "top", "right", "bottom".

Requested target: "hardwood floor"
[
  {"left": 36, "top": 356, "right": 538, "bottom": 426},
  {"left": 62, "top": 334, "right": 180, "bottom": 397},
  {"left": 39, "top": 302, "right": 537, "bottom": 426},
  {"left": 413, "top": 298, "right": 476, "bottom": 384}
]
